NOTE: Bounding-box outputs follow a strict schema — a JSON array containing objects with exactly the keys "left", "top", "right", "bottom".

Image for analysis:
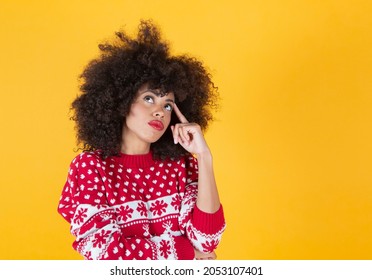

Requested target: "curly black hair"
[{"left": 71, "top": 20, "right": 218, "bottom": 159}]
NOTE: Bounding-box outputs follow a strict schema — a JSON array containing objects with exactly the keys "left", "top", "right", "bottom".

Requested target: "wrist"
[{"left": 195, "top": 149, "right": 212, "bottom": 160}]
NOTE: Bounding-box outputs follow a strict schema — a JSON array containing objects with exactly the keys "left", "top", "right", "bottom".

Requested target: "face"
[{"left": 122, "top": 85, "right": 175, "bottom": 152}]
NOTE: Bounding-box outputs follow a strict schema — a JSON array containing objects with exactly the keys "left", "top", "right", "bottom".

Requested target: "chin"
[
  {"left": 141, "top": 131, "right": 166, "bottom": 144},
  {"left": 143, "top": 135, "right": 163, "bottom": 144},
  {"left": 149, "top": 137, "right": 162, "bottom": 143}
]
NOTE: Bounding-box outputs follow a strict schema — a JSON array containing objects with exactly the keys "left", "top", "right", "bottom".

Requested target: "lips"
[{"left": 148, "top": 120, "right": 164, "bottom": 131}]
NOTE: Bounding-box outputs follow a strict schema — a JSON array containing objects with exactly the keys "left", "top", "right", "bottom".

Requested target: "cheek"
[
  {"left": 165, "top": 113, "right": 172, "bottom": 127},
  {"left": 128, "top": 103, "right": 146, "bottom": 119},
  {"left": 125, "top": 109, "right": 143, "bottom": 130}
]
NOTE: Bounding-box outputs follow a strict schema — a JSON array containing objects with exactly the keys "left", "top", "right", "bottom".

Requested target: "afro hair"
[{"left": 71, "top": 20, "right": 219, "bottom": 159}]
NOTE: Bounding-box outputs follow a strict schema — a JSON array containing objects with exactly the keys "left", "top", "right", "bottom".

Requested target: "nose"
[{"left": 153, "top": 106, "right": 165, "bottom": 119}]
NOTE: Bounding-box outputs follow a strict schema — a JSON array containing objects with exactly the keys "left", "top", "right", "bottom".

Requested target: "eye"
[
  {"left": 144, "top": 96, "right": 154, "bottom": 103},
  {"left": 164, "top": 104, "right": 173, "bottom": 111}
]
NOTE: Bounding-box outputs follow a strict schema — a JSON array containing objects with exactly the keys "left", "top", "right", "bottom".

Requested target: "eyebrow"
[{"left": 141, "top": 90, "right": 175, "bottom": 103}]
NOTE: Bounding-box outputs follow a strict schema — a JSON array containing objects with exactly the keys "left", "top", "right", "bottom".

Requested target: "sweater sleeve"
[
  {"left": 178, "top": 156, "right": 226, "bottom": 253},
  {"left": 57, "top": 153, "right": 194, "bottom": 260}
]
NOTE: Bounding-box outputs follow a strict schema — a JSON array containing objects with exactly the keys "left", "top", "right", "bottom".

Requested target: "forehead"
[{"left": 137, "top": 84, "right": 175, "bottom": 99}]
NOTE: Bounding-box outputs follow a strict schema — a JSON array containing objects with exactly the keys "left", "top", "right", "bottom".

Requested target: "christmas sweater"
[{"left": 58, "top": 151, "right": 226, "bottom": 260}]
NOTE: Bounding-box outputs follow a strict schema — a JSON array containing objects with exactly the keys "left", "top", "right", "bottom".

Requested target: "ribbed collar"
[{"left": 118, "top": 151, "right": 155, "bottom": 168}]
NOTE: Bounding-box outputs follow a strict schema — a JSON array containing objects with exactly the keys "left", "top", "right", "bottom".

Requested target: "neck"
[{"left": 121, "top": 142, "right": 150, "bottom": 155}]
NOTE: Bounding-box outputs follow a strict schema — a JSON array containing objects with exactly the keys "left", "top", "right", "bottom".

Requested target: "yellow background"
[{"left": 0, "top": 0, "right": 371, "bottom": 259}]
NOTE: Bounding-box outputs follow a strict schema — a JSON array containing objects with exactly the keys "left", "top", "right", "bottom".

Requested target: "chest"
[
  {"left": 101, "top": 165, "right": 184, "bottom": 237},
  {"left": 103, "top": 165, "right": 183, "bottom": 204}
]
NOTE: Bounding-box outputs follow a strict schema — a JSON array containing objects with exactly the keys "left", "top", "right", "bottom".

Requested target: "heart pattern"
[{"left": 58, "top": 151, "right": 226, "bottom": 260}]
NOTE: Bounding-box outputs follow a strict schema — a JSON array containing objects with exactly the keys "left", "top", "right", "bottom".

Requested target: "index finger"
[{"left": 173, "top": 103, "right": 189, "bottom": 123}]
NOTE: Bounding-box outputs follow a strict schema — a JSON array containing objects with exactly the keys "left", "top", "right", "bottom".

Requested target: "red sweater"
[{"left": 58, "top": 151, "right": 225, "bottom": 260}]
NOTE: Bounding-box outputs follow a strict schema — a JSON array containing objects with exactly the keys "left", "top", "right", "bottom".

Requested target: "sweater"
[{"left": 57, "top": 151, "right": 226, "bottom": 260}]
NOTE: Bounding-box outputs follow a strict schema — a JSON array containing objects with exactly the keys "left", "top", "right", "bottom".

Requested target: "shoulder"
[{"left": 68, "top": 150, "right": 105, "bottom": 171}]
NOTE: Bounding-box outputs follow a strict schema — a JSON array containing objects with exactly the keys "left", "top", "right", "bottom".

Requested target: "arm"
[
  {"left": 171, "top": 103, "right": 220, "bottom": 213},
  {"left": 171, "top": 104, "right": 226, "bottom": 254},
  {"left": 177, "top": 156, "right": 225, "bottom": 254},
  {"left": 195, "top": 150, "right": 220, "bottom": 213}
]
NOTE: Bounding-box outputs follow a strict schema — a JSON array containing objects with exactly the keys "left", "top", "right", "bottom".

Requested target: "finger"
[
  {"left": 171, "top": 125, "right": 179, "bottom": 144},
  {"left": 177, "top": 124, "right": 193, "bottom": 146},
  {"left": 170, "top": 125, "right": 176, "bottom": 144},
  {"left": 175, "top": 126, "right": 186, "bottom": 145},
  {"left": 172, "top": 125, "right": 189, "bottom": 145},
  {"left": 173, "top": 103, "right": 189, "bottom": 124},
  {"left": 178, "top": 125, "right": 191, "bottom": 143}
]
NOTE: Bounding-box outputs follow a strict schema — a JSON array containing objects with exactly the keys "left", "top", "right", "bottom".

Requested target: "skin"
[
  {"left": 121, "top": 85, "right": 221, "bottom": 260},
  {"left": 121, "top": 85, "right": 175, "bottom": 154}
]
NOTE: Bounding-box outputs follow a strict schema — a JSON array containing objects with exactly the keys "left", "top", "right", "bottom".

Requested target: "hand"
[
  {"left": 194, "top": 249, "right": 217, "bottom": 260},
  {"left": 170, "top": 103, "right": 210, "bottom": 155}
]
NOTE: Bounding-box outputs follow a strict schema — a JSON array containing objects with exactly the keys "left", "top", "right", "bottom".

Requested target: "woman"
[{"left": 58, "top": 20, "right": 225, "bottom": 260}]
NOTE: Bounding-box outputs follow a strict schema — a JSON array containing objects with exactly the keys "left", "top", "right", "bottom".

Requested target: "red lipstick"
[{"left": 148, "top": 120, "right": 164, "bottom": 131}]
